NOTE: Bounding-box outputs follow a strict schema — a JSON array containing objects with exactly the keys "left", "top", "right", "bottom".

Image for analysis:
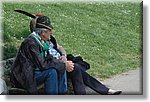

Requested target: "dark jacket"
[
  {"left": 10, "top": 36, "right": 66, "bottom": 94},
  {"left": 67, "top": 54, "right": 90, "bottom": 72}
]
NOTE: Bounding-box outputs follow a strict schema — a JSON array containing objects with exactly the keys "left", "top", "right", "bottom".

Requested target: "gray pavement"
[{"left": 85, "top": 68, "right": 142, "bottom": 95}]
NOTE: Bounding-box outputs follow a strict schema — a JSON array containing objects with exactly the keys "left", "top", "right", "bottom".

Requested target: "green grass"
[{"left": 2, "top": 2, "right": 142, "bottom": 79}]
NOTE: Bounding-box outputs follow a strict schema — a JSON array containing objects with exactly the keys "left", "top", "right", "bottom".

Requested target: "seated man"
[
  {"left": 14, "top": 10, "right": 122, "bottom": 95},
  {"left": 48, "top": 36, "right": 122, "bottom": 95},
  {"left": 10, "top": 15, "right": 74, "bottom": 95},
  {"left": 30, "top": 14, "right": 121, "bottom": 95}
]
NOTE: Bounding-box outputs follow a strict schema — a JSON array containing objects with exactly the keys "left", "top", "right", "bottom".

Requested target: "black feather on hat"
[
  {"left": 14, "top": 10, "right": 53, "bottom": 30},
  {"left": 14, "top": 10, "right": 36, "bottom": 18}
]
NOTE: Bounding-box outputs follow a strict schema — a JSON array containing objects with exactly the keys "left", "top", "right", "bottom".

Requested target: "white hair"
[{"left": 33, "top": 28, "right": 49, "bottom": 35}]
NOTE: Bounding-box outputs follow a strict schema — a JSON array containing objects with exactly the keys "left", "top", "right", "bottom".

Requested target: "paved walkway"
[
  {"left": 86, "top": 68, "right": 142, "bottom": 95},
  {"left": 0, "top": 68, "right": 142, "bottom": 95}
]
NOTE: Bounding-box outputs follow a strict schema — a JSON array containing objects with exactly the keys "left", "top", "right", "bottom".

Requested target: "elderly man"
[
  {"left": 13, "top": 10, "right": 122, "bottom": 95},
  {"left": 10, "top": 16, "right": 74, "bottom": 95}
]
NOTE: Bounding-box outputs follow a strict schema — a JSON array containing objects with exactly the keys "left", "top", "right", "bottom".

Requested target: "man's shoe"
[
  {"left": 110, "top": 91, "right": 122, "bottom": 95},
  {"left": 108, "top": 89, "right": 122, "bottom": 95}
]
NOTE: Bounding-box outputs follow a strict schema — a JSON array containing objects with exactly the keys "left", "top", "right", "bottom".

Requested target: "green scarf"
[
  {"left": 31, "top": 32, "right": 50, "bottom": 70},
  {"left": 31, "top": 32, "right": 50, "bottom": 57}
]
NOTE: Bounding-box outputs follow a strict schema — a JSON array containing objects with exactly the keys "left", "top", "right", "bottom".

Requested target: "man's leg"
[
  {"left": 58, "top": 71, "right": 68, "bottom": 94},
  {"left": 81, "top": 69, "right": 109, "bottom": 94},
  {"left": 68, "top": 64, "right": 86, "bottom": 95},
  {"left": 34, "top": 68, "right": 58, "bottom": 95}
]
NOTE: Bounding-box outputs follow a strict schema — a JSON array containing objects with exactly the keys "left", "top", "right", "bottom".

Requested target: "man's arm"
[
  {"left": 57, "top": 44, "right": 66, "bottom": 56},
  {"left": 57, "top": 43, "right": 67, "bottom": 61},
  {"left": 27, "top": 40, "right": 66, "bottom": 73},
  {"left": 27, "top": 39, "right": 74, "bottom": 73}
]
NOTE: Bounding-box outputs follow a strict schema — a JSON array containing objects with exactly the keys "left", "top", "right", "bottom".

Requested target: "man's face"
[{"left": 41, "top": 29, "right": 53, "bottom": 40}]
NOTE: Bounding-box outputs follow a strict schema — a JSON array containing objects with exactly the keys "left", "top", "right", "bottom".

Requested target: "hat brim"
[{"left": 36, "top": 23, "right": 53, "bottom": 30}]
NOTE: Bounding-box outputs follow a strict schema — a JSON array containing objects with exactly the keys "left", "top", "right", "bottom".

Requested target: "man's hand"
[{"left": 65, "top": 61, "right": 74, "bottom": 72}]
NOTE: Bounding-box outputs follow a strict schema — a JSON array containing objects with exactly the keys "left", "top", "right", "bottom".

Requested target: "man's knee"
[
  {"left": 73, "top": 64, "right": 82, "bottom": 72},
  {"left": 47, "top": 68, "right": 57, "bottom": 78},
  {"left": 68, "top": 64, "right": 82, "bottom": 76}
]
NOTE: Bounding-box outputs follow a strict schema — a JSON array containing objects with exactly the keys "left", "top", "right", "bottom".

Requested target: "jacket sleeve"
[{"left": 24, "top": 39, "right": 66, "bottom": 73}]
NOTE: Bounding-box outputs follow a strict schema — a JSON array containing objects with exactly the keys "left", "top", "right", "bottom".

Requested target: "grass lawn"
[{"left": 2, "top": 2, "right": 142, "bottom": 79}]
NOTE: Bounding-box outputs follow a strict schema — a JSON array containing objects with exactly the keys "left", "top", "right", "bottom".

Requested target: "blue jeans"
[{"left": 34, "top": 68, "right": 67, "bottom": 95}]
